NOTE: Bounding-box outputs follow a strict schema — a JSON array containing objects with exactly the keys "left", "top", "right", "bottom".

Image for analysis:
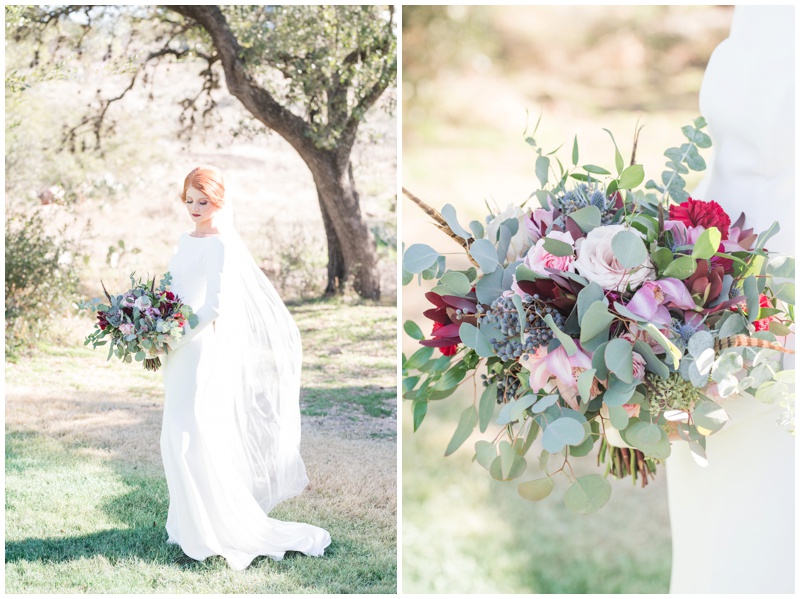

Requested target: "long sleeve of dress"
[{"left": 169, "top": 240, "right": 225, "bottom": 352}]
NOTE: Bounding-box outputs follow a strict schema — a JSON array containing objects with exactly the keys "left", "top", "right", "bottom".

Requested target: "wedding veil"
[{"left": 210, "top": 198, "right": 309, "bottom": 513}]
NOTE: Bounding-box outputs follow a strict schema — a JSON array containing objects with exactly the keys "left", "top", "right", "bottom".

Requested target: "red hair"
[{"left": 181, "top": 166, "right": 225, "bottom": 207}]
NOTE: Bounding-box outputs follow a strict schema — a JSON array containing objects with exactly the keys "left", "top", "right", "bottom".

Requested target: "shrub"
[{"left": 5, "top": 208, "right": 82, "bottom": 358}]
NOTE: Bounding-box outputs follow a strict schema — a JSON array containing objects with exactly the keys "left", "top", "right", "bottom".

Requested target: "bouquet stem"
[{"left": 144, "top": 358, "right": 162, "bottom": 372}]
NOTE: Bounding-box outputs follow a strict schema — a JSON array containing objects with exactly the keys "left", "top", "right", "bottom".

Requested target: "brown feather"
[
  {"left": 403, "top": 187, "right": 480, "bottom": 268},
  {"left": 715, "top": 335, "right": 795, "bottom": 354}
]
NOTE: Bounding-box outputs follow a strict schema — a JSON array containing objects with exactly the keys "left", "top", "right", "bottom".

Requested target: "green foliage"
[
  {"left": 5, "top": 208, "right": 82, "bottom": 358},
  {"left": 224, "top": 5, "right": 396, "bottom": 150}
]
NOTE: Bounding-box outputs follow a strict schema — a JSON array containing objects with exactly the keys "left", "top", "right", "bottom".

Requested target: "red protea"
[{"left": 668, "top": 197, "right": 732, "bottom": 239}]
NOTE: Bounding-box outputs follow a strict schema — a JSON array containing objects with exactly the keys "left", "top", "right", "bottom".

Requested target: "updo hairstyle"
[{"left": 181, "top": 166, "right": 225, "bottom": 207}]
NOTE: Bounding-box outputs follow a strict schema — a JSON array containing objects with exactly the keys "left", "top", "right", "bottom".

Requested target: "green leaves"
[
  {"left": 469, "top": 238, "right": 500, "bottom": 274},
  {"left": 611, "top": 229, "right": 647, "bottom": 269},
  {"left": 563, "top": 475, "right": 612, "bottom": 514},
  {"left": 542, "top": 237, "right": 574, "bottom": 257},
  {"left": 692, "top": 227, "right": 721, "bottom": 261},
  {"left": 403, "top": 243, "right": 439, "bottom": 274},
  {"left": 541, "top": 416, "right": 586, "bottom": 453},
  {"left": 604, "top": 339, "right": 633, "bottom": 384},
  {"left": 536, "top": 155, "right": 550, "bottom": 188},
  {"left": 518, "top": 477, "right": 554, "bottom": 502},
  {"left": 459, "top": 322, "right": 494, "bottom": 358},
  {"left": 617, "top": 164, "right": 644, "bottom": 190},
  {"left": 403, "top": 320, "right": 424, "bottom": 340},
  {"left": 445, "top": 406, "right": 477, "bottom": 456}
]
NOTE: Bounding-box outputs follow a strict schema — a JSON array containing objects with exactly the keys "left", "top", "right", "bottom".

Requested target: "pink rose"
[
  {"left": 631, "top": 351, "right": 646, "bottom": 382},
  {"left": 523, "top": 230, "right": 576, "bottom": 277},
  {"left": 622, "top": 403, "right": 641, "bottom": 418},
  {"left": 119, "top": 323, "right": 135, "bottom": 336}
]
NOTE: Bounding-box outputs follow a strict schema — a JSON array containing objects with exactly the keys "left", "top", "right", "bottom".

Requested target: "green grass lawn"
[{"left": 5, "top": 300, "right": 397, "bottom": 594}]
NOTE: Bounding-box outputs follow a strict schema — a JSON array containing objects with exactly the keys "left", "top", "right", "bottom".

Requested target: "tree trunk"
[
  {"left": 319, "top": 194, "right": 346, "bottom": 295},
  {"left": 306, "top": 151, "right": 381, "bottom": 300}
]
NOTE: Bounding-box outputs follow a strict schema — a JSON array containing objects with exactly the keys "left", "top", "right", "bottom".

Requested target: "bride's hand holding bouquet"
[{"left": 79, "top": 272, "right": 199, "bottom": 371}]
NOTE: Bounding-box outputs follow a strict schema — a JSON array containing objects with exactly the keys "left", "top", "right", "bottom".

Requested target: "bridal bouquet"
[
  {"left": 402, "top": 117, "right": 795, "bottom": 513},
  {"left": 79, "top": 272, "right": 198, "bottom": 371}
]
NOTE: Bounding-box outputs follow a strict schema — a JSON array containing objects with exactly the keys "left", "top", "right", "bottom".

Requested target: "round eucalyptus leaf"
[
  {"left": 567, "top": 433, "right": 595, "bottom": 457},
  {"left": 692, "top": 399, "right": 728, "bottom": 434},
  {"left": 469, "top": 238, "right": 500, "bottom": 274},
  {"left": 608, "top": 405, "right": 630, "bottom": 430},
  {"left": 518, "top": 477, "right": 554, "bottom": 502},
  {"left": 541, "top": 416, "right": 586, "bottom": 453},
  {"left": 604, "top": 338, "right": 633, "bottom": 384},
  {"left": 403, "top": 243, "right": 440, "bottom": 274},
  {"left": 687, "top": 331, "right": 714, "bottom": 358},
  {"left": 489, "top": 453, "right": 527, "bottom": 481},
  {"left": 563, "top": 474, "right": 612, "bottom": 515},
  {"left": 474, "top": 441, "right": 496, "bottom": 470},
  {"left": 611, "top": 230, "right": 647, "bottom": 269},
  {"left": 435, "top": 271, "right": 471, "bottom": 297}
]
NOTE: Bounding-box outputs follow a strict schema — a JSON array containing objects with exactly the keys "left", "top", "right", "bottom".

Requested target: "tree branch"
[{"left": 168, "top": 5, "right": 314, "bottom": 155}]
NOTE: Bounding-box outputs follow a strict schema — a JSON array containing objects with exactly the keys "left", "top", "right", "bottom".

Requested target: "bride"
[
  {"left": 159, "top": 165, "right": 331, "bottom": 570},
  {"left": 666, "top": 6, "right": 795, "bottom": 593}
]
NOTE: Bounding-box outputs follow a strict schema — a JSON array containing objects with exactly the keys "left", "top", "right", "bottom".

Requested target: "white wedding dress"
[
  {"left": 666, "top": 6, "right": 795, "bottom": 594},
  {"left": 160, "top": 230, "right": 330, "bottom": 571}
]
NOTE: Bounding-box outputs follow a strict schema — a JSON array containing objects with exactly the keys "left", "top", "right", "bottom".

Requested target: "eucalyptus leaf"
[
  {"left": 692, "top": 398, "right": 729, "bottom": 434},
  {"left": 580, "top": 301, "right": 614, "bottom": 344},
  {"left": 435, "top": 271, "right": 472, "bottom": 297},
  {"left": 475, "top": 267, "right": 505, "bottom": 305},
  {"left": 687, "top": 330, "right": 715, "bottom": 357},
  {"left": 497, "top": 394, "right": 537, "bottom": 426},
  {"left": 518, "top": 477, "right": 554, "bottom": 502},
  {"left": 536, "top": 155, "right": 550, "bottom": 188},
  {"left": 469, "top": 238, "right": 500, "bottom": 274},
  {"left": 474, "top": 440, "right": 496, "bottom": 470},
  {"left": 568, "top": 206, "right": 602, "bottom": 233},
  {"left": 530, "top": 393, "right": 559, "bottom": 414},
  {"left": 444, "top": 406, "right": 478, "bottom": 456},
  {"left": 577, "top": 283, "right": 607, "bottom": 324},
  {"left": 611, "top": 229, "right": 647, "bottom": 269},
  {"left": 441, "top": 203, "right": 473, "bottom": 240},
  {"left": 541, "top": 416, "right": 586, "bottom": 453},
  {"left": 459, "top": 322, "right": 495, "bottom": 358},
  {"left": 605, "top": 339, "right": 634, "bottom": 384},
  {"left": 412, "top": 399, "right": 427, "bottom": 431},
  {"left": 479, "top": 382, "right": 498, "bottom": 432},
  {"left": 545, "top": 313, "right": 578, "bottom": 356},
  {"left": 542, "top": 237, "right": 574, "bottom": 258},
  {"left": 608, "top": 405, "right": 630, "bottom": 431},
  {"left": 404, "top": 243, "right": 440, "bottom": 274},
  {"left": 743, "top": 276, "right": 760, "bottom": 323},
  {"left": 489, "top": 453, "right": 527, "bottom": 481},
  {"left": 563, "top": 474, "right": 612, "bottom": 514}
]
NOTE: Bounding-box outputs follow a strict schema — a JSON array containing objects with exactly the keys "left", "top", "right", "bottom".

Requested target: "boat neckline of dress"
[{"left": 186, "top": 232, "right": 221, "bottom": 238}]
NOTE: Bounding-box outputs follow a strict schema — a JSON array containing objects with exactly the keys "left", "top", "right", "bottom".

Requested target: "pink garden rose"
[
  {"left": 574, "top": 225, "right": 655, "bottom": 292},
  {"left": 119, "top": 323, "right": 135, "bottom": 336},
  {"left": 523, "top": 230, "right": 576, "bottom": 277}
]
